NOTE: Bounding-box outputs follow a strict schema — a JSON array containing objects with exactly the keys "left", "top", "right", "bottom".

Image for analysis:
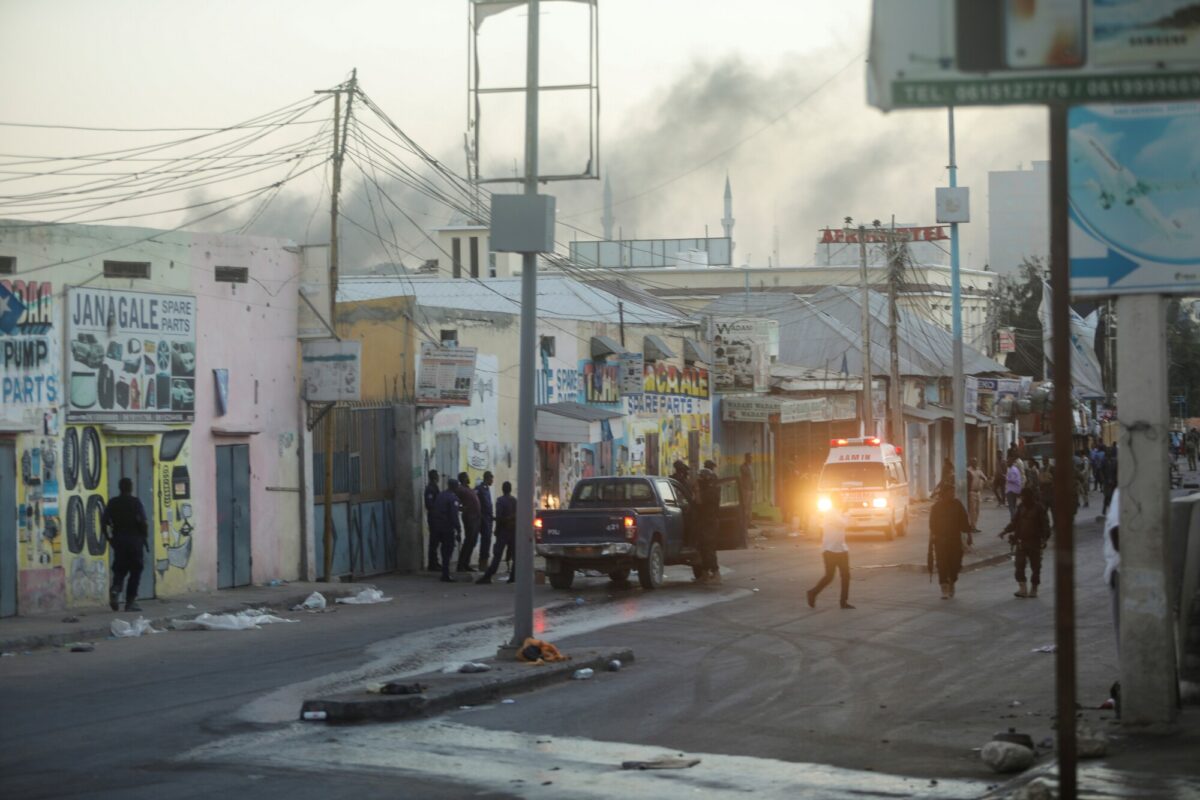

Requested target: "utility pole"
[
  {"left": 887, "top": 224, "right": 904, "bottom": 455},
  {"left": 316, "top": 70, "right": 356, "bottom": 581},
  {"left": 512, "top": 0, "right": 541, "bottom": 648},
  {"left": 617, "top": 300, "right": 625, "bottom": 348},
  {"left": 858, "top": 224, "right": 873, "bottom": 436},
  {"left": 948, "top": 107, "right": 967, "bottom": 503}
]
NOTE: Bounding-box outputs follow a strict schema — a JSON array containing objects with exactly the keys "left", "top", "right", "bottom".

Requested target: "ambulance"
[{"left": 814, "top": 436, "right": 909, "bottom": 540}]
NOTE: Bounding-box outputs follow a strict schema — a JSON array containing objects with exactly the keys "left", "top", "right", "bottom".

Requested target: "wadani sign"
[{"left": 66, "top": 288, "right": 196, "bottom": 423}]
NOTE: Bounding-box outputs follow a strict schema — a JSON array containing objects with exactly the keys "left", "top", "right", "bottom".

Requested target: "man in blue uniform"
[
  {"left": 455, "top": 471, "right": 482, "bottom": 572},
  {"left": 477, "top": 481, "right": 517, "bottom": 584},
  {"left": 475, "top": 471, "right": 495, "bottom": 572},
  {"left": 103, "top": 477, "right": 149, "bottom": 612},
  {"left": 423, "top": 470, "right": 441, "bottom": 572},
  {"left": 431, "top": 478, "right": 463, "bottom": 583}
]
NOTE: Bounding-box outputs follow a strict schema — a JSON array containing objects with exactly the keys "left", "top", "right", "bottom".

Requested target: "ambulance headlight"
[
  {"left": 817, "top": 495, "right": 833, "bottom": 513},
  {"left": 871, "top": 496, "right": 888, "bottom": 509}
]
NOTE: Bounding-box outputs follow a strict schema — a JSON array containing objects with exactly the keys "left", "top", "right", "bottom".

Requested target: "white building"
[{"left": 988, "top": 161, "right": 1049, "bottom": 276}]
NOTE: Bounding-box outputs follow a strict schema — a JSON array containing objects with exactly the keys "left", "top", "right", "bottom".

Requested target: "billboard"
[
  {"left": 416, "top": 343, "right": 477, "bottom": 407},
  {"left": 867, "top": 1, "right": 1200, "bottom": 111},
  {"left": 711, "top": 318, "right": 774, "bottom": 393},
  {"left": 301, "top": 340, "right": 362, "bottom": 403},
  {"left": 66, "top": 288, "right": 196, "bottom": 423}
]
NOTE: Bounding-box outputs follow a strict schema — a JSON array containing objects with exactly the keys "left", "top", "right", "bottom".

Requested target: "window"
[
  {"left": 214, "top": 266, "right": 249, "bottom": 283},
  {"left": 571, "top": 479, "right": 655, "bottom": 506},
  {"left": 819, "top": 462, "right": 886, "bottom": 489},
  {"left": 103, "top": 260, "right": 150, "bottom": 279},
  {"left": 451, "top": 237, "right": 462, "bottom": 278},
  {"left": 488, "top": 252, "right": 497, "bottom": 278},
  {"left": 540, "top": 336, "right": 556, "bottom": 357},
  {"left": 656, "top": 480, "right": 678, "bottom": 506},
  {"left": 440, "top": 329, "right": 458, "bottom": 347},
  {"left": 0, "top": 255, "right": 14, "bottom": 275},
  {"left": 469, "top": 236, "right": 479, "bottom": 278}
]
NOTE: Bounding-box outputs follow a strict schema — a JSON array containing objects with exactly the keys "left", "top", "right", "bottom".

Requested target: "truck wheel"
[
  {"left": 608, "top": 568, "right": 631, "bottom": 585},
  {"left": 638, "top": 541, "right": 665, "bottom": 590},
  {"left": 692, "top": 564, "right": 705, "bottom": 581},
  {"left": 548, "top": 561, "right": 575, "bottom": 590}
]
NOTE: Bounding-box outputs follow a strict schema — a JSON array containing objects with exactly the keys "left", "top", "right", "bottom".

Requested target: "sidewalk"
[{"left": 0, "top": 574, "right": 421, "bottom": 654}]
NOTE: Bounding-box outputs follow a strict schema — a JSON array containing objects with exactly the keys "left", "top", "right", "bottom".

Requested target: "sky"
[{"left": 0, "top": 0, "right": 1052, "bottom": 271}]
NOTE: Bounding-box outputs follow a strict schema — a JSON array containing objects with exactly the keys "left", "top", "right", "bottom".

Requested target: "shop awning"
[{"left": 535, "top": 402, "right": 624, "bottom": 444}]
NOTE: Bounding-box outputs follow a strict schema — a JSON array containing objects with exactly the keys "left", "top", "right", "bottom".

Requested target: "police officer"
[
  {"left": 423, "top": 470, "right": 441, "bottom": 572},
  {"left": 696, "top": 459, "right": 722, "bottom": 584},
  {"left": 103, "top": 477, "right": 149, "bottom": 612},
  {"left": 1001, "top": 486, "right": 1051, "bottom": 598},
  {"left": 455, "top": 472, "right": 482, "bottom": 572},
  {"left": 477, "top": 481, "right": 517, "bottom": 584},
  {"left": 475, "top": 471, "right": 495, "bottom": 572},
  {"left": 432, "top": 479, "right": 463, "bottom": 583}
]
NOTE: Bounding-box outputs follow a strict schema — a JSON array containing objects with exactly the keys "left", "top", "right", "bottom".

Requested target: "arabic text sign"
[
  {"left": 416, "top": 343, "right": 477, "bottom": 407},
  {"left": 1068, "top": 102, "right": 1200, "bottom": 296},
  {"left": 302, "top": 340, "right": 361, "bottom": 403},
  {"left": 66, "top": 288, "right": 196, "bottom": 422},
  {"left": 868, "top": 1, "right": 1200, "bottom": 112}
]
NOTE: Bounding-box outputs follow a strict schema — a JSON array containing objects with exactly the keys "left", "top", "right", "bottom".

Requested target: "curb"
[
  {"left": 0, "top": 588, "right": 358, "bottom": 653},
  {"left": 300, "top": 647, "right": 635, "bottom": 723},
  {"left": 893, "top": 552, "right": 1011, "bottom": 575}
]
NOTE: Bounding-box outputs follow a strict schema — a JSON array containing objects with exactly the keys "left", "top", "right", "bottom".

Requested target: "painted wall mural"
[
  {"left": 66, "top": 288, "right": 196, "bottom": 423},
  {"left": 1, "top": 279, "right": 58, "bottom": 426},
  {"left": 58, "top": 424, "right": 195, "bottom": 606}
]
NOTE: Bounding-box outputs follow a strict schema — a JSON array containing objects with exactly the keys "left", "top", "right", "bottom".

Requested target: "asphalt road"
[{"left": 0, "top": 502, "right": 1124, "bottom": 799}]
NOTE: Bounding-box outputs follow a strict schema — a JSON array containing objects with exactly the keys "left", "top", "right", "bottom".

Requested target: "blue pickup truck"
[{"left": 534, "top": 475, "right": 747, "bottom": 590}]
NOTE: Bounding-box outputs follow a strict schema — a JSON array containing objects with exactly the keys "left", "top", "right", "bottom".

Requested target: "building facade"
[{"left": 0, "top": 221, "right": 305, "bottom": 615}]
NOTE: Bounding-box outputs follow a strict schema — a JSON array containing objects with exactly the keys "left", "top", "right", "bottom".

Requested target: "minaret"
[
  {"left": 601, "top": 175, "right": 615, "bottom": 240},
  {"left": 722, "top": 174, "right": 735, "bottom": 260}
]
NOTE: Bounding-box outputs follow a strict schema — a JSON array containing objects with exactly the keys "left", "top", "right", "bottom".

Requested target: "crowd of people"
[{"left": 423, "top": 469, "right": 517, "bottom": 585}]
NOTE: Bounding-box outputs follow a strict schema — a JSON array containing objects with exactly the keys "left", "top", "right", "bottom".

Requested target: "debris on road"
[
  {"left": 572, "top": 668, "right": 595, "bottom": 680},
  {"left": 1011, "top": 777, "right": 1055, "bottom": 800},
  {"left": 1030, "top": 644, "right": 1056, "bottom": 653},
  {"left": 1077, "top": 723, "right": 1108, "bottom": 758},
  {"left": 301, "top": 710, "right": 327, "bottom": 721},
  {"left": 67, "top": 643, "right": 95, "bottom": 653},
  {"left": 110, "top": 617, "right": 164, "bottom": 638},
  {"left": 336, "top": 588, "right": 391, "bottom": 605},
  {"left": 517, "top": 637, "right": 569, "bottom": 664},
  {"left": 992, "top": 728, "right": 1034, "bottom": 750},
  {"left": 1009, "top": 700, "right": 1023, "bottom": 707},
  {"left": 606, "top": 659, "right": 622, "bottom": 672},
  {"left": 171, "top": 609, "right": 297, "bottom": 631},
  {"left": 981, "top": 740, "right": 1034, "bottom": 773},
  {"left": 501, "top": 699, "right": 515, "bottom": 704},
  {"left": 293, "top": 592, "right": 327, "bottom": 611},
  {"left": 457, "top": 662, "right": 491, "bottom": 674},
  {"left": 621, "top": 756, "right": 701, "bottom": 770},
  {"left": 61, "top": 616, "right": 80, "bottom": 623}
]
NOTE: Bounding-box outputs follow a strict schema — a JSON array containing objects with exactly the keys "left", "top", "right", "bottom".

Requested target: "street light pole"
[
  {"left": 511, "top": 0, "right": 540, "bottom": 648},
  {"left": 948, "top": 107, "right": 967, "bottom": 502}
]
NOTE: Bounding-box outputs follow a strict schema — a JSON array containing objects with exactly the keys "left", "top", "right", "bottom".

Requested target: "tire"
[
  {"left": 63, "top": 428, "right": 80, "bottom": 491},
  {"left": 85, "top": 494, "right": 107, "bottom": 556},
  {"left": 638, "top": 540, "right": 665, "bottom": 590},
  {"left": 81, "top": 426, "right": 102, "bottom": 491},
  {"left": 692, "top": 564, "right": 705, "bottom": 580},
  {"left": 608, "top": 568, "right": 631, "bottom": 584},
  {"left": 66, "top": 495, "right": 85, "bottom": 554},
  {"left": 548, "top": 561, "right": 575, "bottom": 590}
]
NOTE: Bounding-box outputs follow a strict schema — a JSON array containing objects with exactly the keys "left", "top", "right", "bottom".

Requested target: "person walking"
[
  {"left": 1091, "top": 444, "right": 1106, "bottom": 492},
  {"left": 992, "top": 449, "right": 1007, "bottom": 505},
  {"left": 1187, "top": 429, "right": 1199, "bottom": 471},
  {"left": 423, "top": 470, "right": 441, "bottom": 572},
  {"left": 475, "top": 471, "right": 495, "bottom": 572},
  {"left": 431, "top": 479, "right": 463, "bottom": 583},
  {"left": 966, "top": 457, "right": 986, "bottom": 532},
  {"left": 455, "top": 472, "right": 482, "bottom": 572},
  {"left": 103, "top": 477, "right": 149, "bottom": 612},
  {"left": 1075, "top": 450, "right": 1090, "bottom": 508},
  {"left": 477, "top": 481, "right": 517, "bottom": 584},
  {"left": 806, "top": 513, "right": 854, "bottom": 610},
  {"left": 739, "top": 452, "right": 754, "bottom": 532},
  {"left": 928, "top": 485, "right": 972, "bottom": 599},
  {"left": 1102, "top": 444, "right": 1119, "bottom": 515},
  {"left": 1001, "top": 486, "right": 1051, "bottom": 598},
  {"left": 1004, "top": 456, "right": 1023, "bottom": 520},
  {"left": 696, "top": 459, "right": 722, "bottom": 583}
]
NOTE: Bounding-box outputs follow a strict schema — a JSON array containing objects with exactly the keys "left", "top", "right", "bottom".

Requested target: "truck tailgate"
[{"left": 538, "top": 508, "right": 650, "bottom": 544}]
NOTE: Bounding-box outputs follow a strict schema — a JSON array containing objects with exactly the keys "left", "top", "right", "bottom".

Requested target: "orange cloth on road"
[{"left": 517, "top": 637, "right": 570, "bottom": 664}]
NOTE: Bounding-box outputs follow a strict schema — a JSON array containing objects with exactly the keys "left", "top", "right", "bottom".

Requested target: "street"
[{"left": 2, "top": 499, "right": 1158, "bottom": 800}]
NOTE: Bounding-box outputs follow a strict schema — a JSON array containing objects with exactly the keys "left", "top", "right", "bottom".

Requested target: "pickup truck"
[{"left": 535, "top": 475, "right": 746, "bottom": 590}]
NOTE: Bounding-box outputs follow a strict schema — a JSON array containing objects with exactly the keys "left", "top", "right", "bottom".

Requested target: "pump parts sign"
[{"left": 66, "top": 288, "right": 197, "bottom": 423}]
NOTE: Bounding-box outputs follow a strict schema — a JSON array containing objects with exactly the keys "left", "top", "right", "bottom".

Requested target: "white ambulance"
[{"left": 815, "top": 436, "right": 909, "bottom": 540}]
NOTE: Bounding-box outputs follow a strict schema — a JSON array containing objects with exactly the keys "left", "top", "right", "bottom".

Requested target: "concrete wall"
[{"left": 0, "top": 222, "right": 303, "bottom": 612}]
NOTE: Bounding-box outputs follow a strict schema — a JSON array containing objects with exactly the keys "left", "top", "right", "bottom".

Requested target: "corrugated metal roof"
[
  {"left": 338, "top": 275, "right": 683, "bottom": 325},
  {"left": 536, "top": 401, "right": 624, "bottom": 421}
]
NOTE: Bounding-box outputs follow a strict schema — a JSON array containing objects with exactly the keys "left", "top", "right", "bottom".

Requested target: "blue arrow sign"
[{"left": 1070, "top": 248, "right": 1139, "bottom": 287}]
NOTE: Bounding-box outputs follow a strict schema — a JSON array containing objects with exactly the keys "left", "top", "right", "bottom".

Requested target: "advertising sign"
[
  {"left": 867, "top": 1, "right": 1200, "bottom": 112},
  {"left": 1068, "top": 101, "right": 1200, "bottom": 296},
  {"left": 582, "top": 361, "right": 620, "bottom": 404},
  {"left": 997, "top": 328, "right": 1017, "bottom": 353},
  {"left": 1, "top": 280, "right": 57, "bottom": 418},
  {"left": 780, "top": 397, "right": 829, "bottom": 424},
  {"left": 712, "top": 318, "right": 772, "bottom": 393},
  {"left": 618, "top": 352, "right": 644, "bottom": 396},
  {"left": 66, "top": 288, "right": 196, "bottom": 423},
  {"left": 721, "top": 395, "right": 780, "bottom": 423},
  {"left": 301, "top": 340, "right": 361, "bottom": 403},
  {"left": 416, "top": 343, "right": 477, "bottom": 407}
]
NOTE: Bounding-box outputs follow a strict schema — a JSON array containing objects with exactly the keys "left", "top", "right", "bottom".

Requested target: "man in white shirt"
[{"left": 806, "top": 523, "right": 854, "bottom": 609}]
